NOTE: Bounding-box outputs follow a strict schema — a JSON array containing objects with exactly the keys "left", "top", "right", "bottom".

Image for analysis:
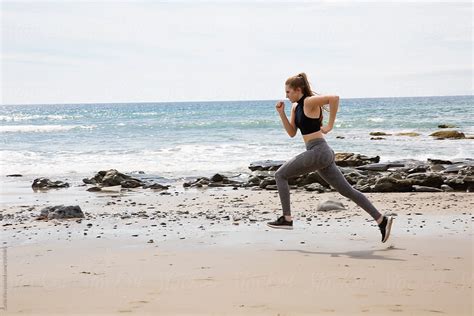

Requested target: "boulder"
[
  {"left": 32, "top": 178, "right": 69, "bottom": 190},
  {"left": 373, "top": 176, "right": 413, "bottom": 192},
  {"left": 211, "top": 173, "right": 225, "bottom": 182},
  {"left": 334, "top": 153, "right": 380, "bottom": 167},
  {"left": 429, "top": 130, "right": 465, "bottom": 139},
  {"left": 83, "top": 169, "right": 143, "bottom": 187},
  {"left": 317, "top": 199, "right": 346, "bottom": 211},
  {"left": 37, "top": 205, "right": 84, "bottom": 220}
]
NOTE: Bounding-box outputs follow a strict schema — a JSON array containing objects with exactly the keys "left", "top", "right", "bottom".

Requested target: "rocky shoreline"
[
  {"left": 8, "top": 152, "right": 473, "bottom": 194},
  {"left": 2, "top": 150, "right": 472, "bottom": 225}
]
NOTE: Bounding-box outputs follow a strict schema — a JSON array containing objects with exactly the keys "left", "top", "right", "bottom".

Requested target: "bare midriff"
[{"left": 302, "top": 130, "right": 324, "bottom": 143}]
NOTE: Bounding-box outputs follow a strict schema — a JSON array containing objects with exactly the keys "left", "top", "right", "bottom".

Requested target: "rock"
[
  {"left": 458, "top": 164, "right": 474, "bottom": 176},
  {"left": 356, "top": 163, "right": 403, "bottom": 172},
  {"left": 354, "top": 183, "right": 372, "bottom": 192},
  {"left": 86, "top": 186, "right": 102, "bottom": 192},
  {"left": 443, "top": 175, "right": 474, "bottom": 191},
  {"left": 6, "top": 174, "right": 22, "bottom": 177},
  {"left": 120, "top": 179, "right": 143, "bottom": 188},
  {"left": 442, "top": 164, "right": 470, "bottom": 173},
  {"left": 83, "top": 169, "right": 144, "bottom": 188},
  {"left": 197, "top": 178, "right": 210, "bottom": 185},
  {"left": 428, "top": 158, "right": 452, "bottom": 165},
  {"left": 440, "top": 184, "right": 454, "bottom": 191},
  {"left": 303, "top": 183, "right": 326, "bottom": 192},
  {"left": 438, "top": 124, "right": 457, "bottom": 128},
  {"left": 369, "top": 132, "right": 392, "bottom": 136},
  {"left": 429, "top": 130, "right": 465, "bottom": 139},
  {"left": 143, "top": 183, "right": 170, "bottom": 190},
  {"left": 247, "top": 176, "right": 261, "bottom": 185},
  {"left": 334, "top": 153, "right": 380, "bottom": 167},
  {"left": 32, "top": 178, "right": 70, "bottom": 190},
  {"left": 395, "top": 132, "right": 421, "bottom": 137},
  {"left": 102, "top": 170, "right": 141, "bottom": 186},
  {"left": 429, "top": 165, "right": 445, "bottom": 172},
  {"left": 340, "top": 170, "right": 366, "bottom": 185},
  {"left": 208, "top": 182, "right": 229, "bottom": 187},
  {"left": 259, "top": 177, "right": 276, "bottom": 189},
  {"left": 317, "top": 199, "right": 346, "bottom": 211},
  {"left": 248, "top": 160, "right": 286, "bottom": 171},
  {"left": 412, "top": 185, "right": 443, "bottom": 192},
  {"left": 251, "top": 170, "right": 276, "bottom": 178},
  {"left": 373, "top": 176, "right": 413, "bottom": 192},
  {"left": 210, "top": 173, "right": 225, "bottom": 182},
  {"left": 336, "top": 136, "right": 345, "bottom": 139},
  {"left": 406, "top": 173, "right": 444, "bottom": 188},
  {"left": 232, "top": 215, "right": 242, "bottom": 221},
  {"left": 37, "top": 205, "right": 84, "bottom": 220},
  {"left": 183, "top": 177, "right": 209, "bottom": 187},
  {"left": 294, "top": 171, "right": 328, "bottom": 187},
  {"left": 265, "top": 185, "right": 278, "bottom": 190},
  {"left": 407, "top": 165, "right": 428, "bottom": 173}
]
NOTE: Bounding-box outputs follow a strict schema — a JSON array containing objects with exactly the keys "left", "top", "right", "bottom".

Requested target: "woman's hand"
[
  {"left": 320, "top": 125, "right": 333, "bottom": 134},
  {"left": 275, "top": 101, "right": 285, "bottom": 114}
]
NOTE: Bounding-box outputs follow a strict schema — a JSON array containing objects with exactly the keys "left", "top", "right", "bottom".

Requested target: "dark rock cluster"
[
  {"left": 182, "top": 155, "right": 473, "bottom": 193},
  {"left": 82, "top": 169, "right": 170, "bottom": 191},
  {"left": 32, "top": 177, "right": 70, "bottom": 190}
]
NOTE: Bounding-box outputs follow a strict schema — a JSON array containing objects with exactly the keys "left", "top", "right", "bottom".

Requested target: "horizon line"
[{"left": 1, "top": 94, "right": 472, "bottom": 106}]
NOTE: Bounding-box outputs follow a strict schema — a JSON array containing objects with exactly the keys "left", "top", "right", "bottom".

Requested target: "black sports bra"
[{"left": 295, "top": 94, "right": 322, "bottom": 135}]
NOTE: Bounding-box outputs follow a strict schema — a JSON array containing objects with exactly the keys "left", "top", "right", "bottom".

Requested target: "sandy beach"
[{"left": 1, "top": 177, "right": 472, "bottom": 315}]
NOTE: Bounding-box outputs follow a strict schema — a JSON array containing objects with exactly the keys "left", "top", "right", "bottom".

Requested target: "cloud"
[{"left": 1, "top": 1, "right": 472, "bottom": 104}]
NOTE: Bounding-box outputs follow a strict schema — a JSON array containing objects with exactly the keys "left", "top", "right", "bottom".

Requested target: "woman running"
[{"left": 266, "top": 72, "right": 394, "bottom": 243}]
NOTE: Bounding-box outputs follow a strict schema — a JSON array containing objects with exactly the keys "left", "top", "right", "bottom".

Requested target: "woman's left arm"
[
  {"left": 307, "top": 95, "right": 339, "bottom": 133},
  {"left": 325, "top": 95, "right": 339, "bottom": 130}
]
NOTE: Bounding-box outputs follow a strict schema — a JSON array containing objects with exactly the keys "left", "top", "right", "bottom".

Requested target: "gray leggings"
[{"left": 274, "top": 138, "right": 382, "bottom": 221}]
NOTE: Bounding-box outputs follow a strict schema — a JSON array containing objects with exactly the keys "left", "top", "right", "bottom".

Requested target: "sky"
[{"left": 1, "top": 0, "right": 472, "bottom": 105}]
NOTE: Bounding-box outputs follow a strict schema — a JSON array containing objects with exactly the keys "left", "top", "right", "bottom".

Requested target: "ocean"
[{"left": 1, "top": 95, "right": 473, "bottom": 182}]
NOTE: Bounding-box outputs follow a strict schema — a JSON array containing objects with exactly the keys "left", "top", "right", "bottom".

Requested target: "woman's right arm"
[{"left": 276, "top": 101, "right": 297, "bottom": 138}]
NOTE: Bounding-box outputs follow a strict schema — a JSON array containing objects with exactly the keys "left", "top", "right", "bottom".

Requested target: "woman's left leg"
[{"left": 316, "top": 161, "right": 383, "bottom": 222}]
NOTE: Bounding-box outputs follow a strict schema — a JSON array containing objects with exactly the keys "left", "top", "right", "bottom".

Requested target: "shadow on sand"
[{"left": 277, "top": 246, "right": 406, "bottom": 261}]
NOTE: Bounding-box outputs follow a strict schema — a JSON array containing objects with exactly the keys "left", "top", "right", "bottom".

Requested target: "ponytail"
[{"left": 285, "top": 72, "right": 326, "bottom": 126}]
